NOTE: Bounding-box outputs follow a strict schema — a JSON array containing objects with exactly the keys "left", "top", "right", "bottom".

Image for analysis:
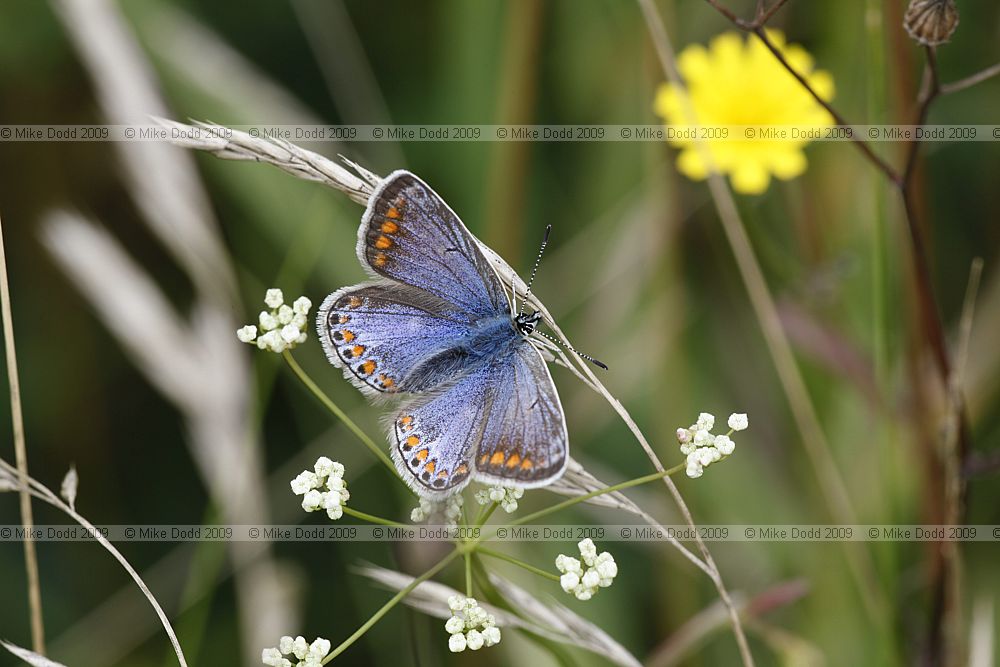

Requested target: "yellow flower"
[{"left": 653, "top": 30, "right": 835, "bottom": 194}]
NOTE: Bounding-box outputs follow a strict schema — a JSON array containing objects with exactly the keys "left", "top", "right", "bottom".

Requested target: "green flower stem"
[
  {"left": 477, "top": 547, "right": 560, "bottom": 582},
  {"left": 323, "top": 549, "right": 461, "bottom": 664},
  {"left": 341, "top": 506, "right": 404, "bottom": 527},
  {"left": 464, "top": 551, "right": 473, "bottom": 597},
  {"left": 282, "top": 351, "right": 401, "bottom": 483},
  {"left": 505, "top": 461, "right": 687, "bottom": 529},
  {"left": 475, "top": 501, "right": 499, "bottom": 527}
]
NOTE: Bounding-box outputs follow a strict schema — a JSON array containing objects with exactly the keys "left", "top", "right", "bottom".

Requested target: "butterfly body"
[{"left": 318, "top": 170, "right": 569, "bottom": 498}]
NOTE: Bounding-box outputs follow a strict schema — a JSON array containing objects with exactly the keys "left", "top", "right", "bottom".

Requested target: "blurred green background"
[{"left": 1, "top": 0, "right": 999, "bottom": 665}]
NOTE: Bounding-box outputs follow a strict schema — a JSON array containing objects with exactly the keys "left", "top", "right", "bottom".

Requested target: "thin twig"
[
  {"left": 940, "top": 61, "right": 1000, "bottom": 95},
  {"left": 751, "top": 27, "right": 901, "bottom": 184},
  {"left": 0, "top": 211, "right": 45, "bottom": 653}
]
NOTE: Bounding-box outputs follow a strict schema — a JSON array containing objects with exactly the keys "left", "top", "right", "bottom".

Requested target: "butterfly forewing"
[
  {"left": 317, "top": 283, "right": 475, "bottom": 395},
  {"left": 358, "top": 171, "right": 510, "bottom": 317}
]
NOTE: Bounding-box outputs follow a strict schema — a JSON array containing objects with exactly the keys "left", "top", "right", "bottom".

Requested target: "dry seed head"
[{"left": 904, "top": 0, "right": 959, "bottom": 46}]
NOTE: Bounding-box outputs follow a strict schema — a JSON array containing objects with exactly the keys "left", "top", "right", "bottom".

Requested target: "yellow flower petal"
[
  {"left": 769, "top": 150, "right": 807, "bottom": 180},
  {"left": 677, "top": 148, "right": 710, "bottom": 181},
  {"left": 731, "top": 161, "right": 771, "bottom": 194}
]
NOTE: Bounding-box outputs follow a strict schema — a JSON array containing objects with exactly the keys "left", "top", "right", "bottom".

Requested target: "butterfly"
[{"left": 317, "top": 170, "right": 577, "bottom": 499}]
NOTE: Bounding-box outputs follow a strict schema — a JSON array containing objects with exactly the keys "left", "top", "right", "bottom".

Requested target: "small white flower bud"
[
  {"left": 326, "top": 505, "right": 343, "bottom": 520},
  {"left": 291, "top": 636, "right": 308, "bottom": 659},
  {"left": 489, "top": 486, "right": 505, "bottom": 502},
  {"left": 237, "top": 325, "right": 258, "bottom": 343},
  {"left": 696, "top": 412, "right": 715, "bottom": 430},
  {"left": 686, "top": 462, "right": 704, "bottom": 478},
  {"left": 697, "top": 447, "right": 718, "bottom": 466},
  {"left": 694, "top": 429, "right": 715, "bottom": 447},
  {"left": 314, "top": 457, "right": 334, "bottom": 478},
  {"left": 728, "top": 413, "right": 749, "bottom": 431},
  {"left": 291, "top": 471, "right": 319, "bottom": 495},
  {"left": 448, "top": 633, "right": 467, "bottom": 653},
  {"left": 575, "top": 588, "right": 593, "bottom": 601},
  {"left": 482, "top": 626, "right": 501, "bottom": 646},
  {"left": 301, "top": 489, "right": 323, "bottom": 512},
  {"left": 259, "top": 311, "right": 278, "bottom": 331},
  {"left": 410, "top": 506, "right": 426, "bottom": 522},
  {"left": 676, "top": 427, "right": 691, "bottom": 443},
  {"left": 327, "top": 476, "right": 346, "bottom": 492},
  {"left": 560, "top": 572, "right": 580, "bottom": 592},
  {"left": 265, "top": 289, "right": 284, "bottom": 309},
  {"left": 262, "top": 647, "right": 283, "bottom": 666},
  {"left": 277, "top": 304, "right": 294, "bottom": 325},
  {"left": 278, "top": 636, "right": 294, "bottom": 654},
  {"left": 445, "top": 615, "right": 466, "bottom": 633},
  {"left": 582, "top": 569, "right": 601, "bottom": 589},
  {"left": 466, "top": 629, "right": 484, "bottom": 650},
  {"left": 280, "top": 324, "right": 300, "bottom": 344},
  {"left": 448, "top": 595, "right": 465, "bottom": 612},
  {"left": 292, "top": 313, "right": 308, "bottom": 329},
  {"left": 293, "top": 296, "right": 312, "bottom": 315},
  {"left": 308, "top": 638, "right": 331, "bottom": 659},
  {"left": 578, "top": 538, "right": 597, "bottom": 563},
  {"left": 715, "top": 434, "right": 735, "bottom": 455}
]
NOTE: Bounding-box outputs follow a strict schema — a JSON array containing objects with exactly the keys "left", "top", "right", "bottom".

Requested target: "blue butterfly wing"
[
  {"left": 317, "top": 283, "right": 475, "bottom": 395},
  {"left": 473, "top": 342, "right": 568, "bottom": 486},
  {"left": 357, "top": 170, "right": 510, "bottom": 318},
  {"left": 390, "top": 361, "right": 501, "bottom": 496}
]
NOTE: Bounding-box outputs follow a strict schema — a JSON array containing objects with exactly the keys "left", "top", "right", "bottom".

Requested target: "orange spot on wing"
[
  {"left": 351, "top": 345, "right": 365, "bottom": 357},
  {"left": 478, "top": 454, "right": 489, "bottom": 466},
  {"left": 341, "top": 330, "right": 355, "bottom": 342},
  {"left": 506, "top": 453, "right": 521, "bottom": 468},
  {"left": 423, "top": 460, "right": 436, "bottom": 474},
  {"left": 405, "top": 435, "right": 420, "bottom": 448},
  {"left": 386, "top": 207, "right": 400, "bottom": 219},
  {"left": 360, "top": 360, "right": 376, "bottom": 375},
  {"left": 437, "top": 469, "right": 448, "bottom": 479},
  {"left": 456, "top": 463, "right": 469, "bottom": 475},
  {"left": 415, "top": 448, "right": 429, "bottom": 462},
  {"left": 379, "top": 374, "right": 394, "bottom": 388},
  {"left": 338, "top": 315, "right": 350, "bottom": 324},
  {"left": 348, "top": 296, "right": 362, "bottom": 308},
  {"left": 374, "top": 235, "right": 393, "bottom": 249},
  {"left": 520, "top": 458, "right": 533, "bottom": 471},
  {"left": 373, "top": 252, "right": 387, "bottom": 267},
  {"left": 490, "top": 451, "right": 505, "bottom": 466}
]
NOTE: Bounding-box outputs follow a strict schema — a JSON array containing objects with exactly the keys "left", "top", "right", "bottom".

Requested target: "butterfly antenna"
[
  {"left": 535, "top": 330, "right": 608, "bottom": 370},
  {"left": 519, "top": 224, "right": 552, "bottom": 317}
]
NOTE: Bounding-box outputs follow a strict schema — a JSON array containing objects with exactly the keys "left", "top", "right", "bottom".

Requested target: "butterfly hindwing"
[
  {"left": 358, "top": 170, "right": 510, "bottom": 317},
  {"left": 473, "top": 342, "right": 568, "bottom": 486},
  {"left": 317, "top": 283, "right": 475, "bottom": 395},
  {"left": 390, "top": 362, "right": 500, "bottom": 496}
]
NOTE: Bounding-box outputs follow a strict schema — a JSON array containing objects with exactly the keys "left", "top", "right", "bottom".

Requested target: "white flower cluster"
[
  {"left": 676, "top": 412, "right": 748, "bottom": 479},
  {"left": 291, "top": 457, "right": 349, "bottom": 520},
  {"left": 555, "top": 538, "right": 618, "bottom": 601},
  {"left": 238, "top": 288, "right": 312, "bottom": 353},
  {"left": 474, "top": 484, "right": 524, "bottom": 513},
  {"left": 445, "top": 596, "right": 501, "bottom": 652},
  {"left": 261, "top": 635, "right": 330, "bottom": 667},
  {"left": 410, "top": 495, "right": 463, "bottom": 525}
]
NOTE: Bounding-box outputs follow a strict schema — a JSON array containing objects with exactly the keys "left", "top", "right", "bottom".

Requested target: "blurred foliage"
[{"left": 1, "top": 0, "right": 999, "bottom": 665}]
